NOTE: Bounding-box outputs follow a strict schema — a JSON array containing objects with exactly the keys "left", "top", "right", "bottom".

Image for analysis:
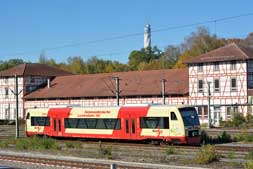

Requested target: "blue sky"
[{"left": 0, "top": 0, "right": 252, "bottom": 63}]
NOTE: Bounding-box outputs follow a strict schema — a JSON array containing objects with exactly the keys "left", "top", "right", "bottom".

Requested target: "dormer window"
[
  {"left": 197, "top": 63, "right": 203, "bottom": 72},
  {"left": 214, "top": 62, "right": 219, "bottom": 71}
]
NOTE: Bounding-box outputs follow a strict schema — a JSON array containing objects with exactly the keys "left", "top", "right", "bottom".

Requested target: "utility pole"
[
  {"left": 161, "top": 79, "right": 166, "bottom": 104},
  {"left": 10, "top": 74, "right": 22, "bottom": 139},
  {"left": 207, "top": 81, "right": 211, "bottom": 128},
  {"left": 112, "top": 77, "right": 120, "bottom": 106}
]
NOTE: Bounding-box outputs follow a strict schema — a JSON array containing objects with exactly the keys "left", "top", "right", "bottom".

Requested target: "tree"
[
  {"left": 67, "top": 56, "right": 85, "bottom": 74},
  {"left": 174, "top": 27, "right": 224, "bottom": 68},
  {"left": 161, "top": 45, "right": 181, "bottom": 68},
  {"left": 128, "top": 46, "right": 162, "bottom": 70},
  {"left": 0, "top": 59, "right": 24, "bottom": 71}
]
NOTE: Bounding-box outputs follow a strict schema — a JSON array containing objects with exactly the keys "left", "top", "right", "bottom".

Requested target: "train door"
[
  {"left": 124, "top": 115, "right": 137, "bottom": 140},
  {"left": 52, "top": 117, "right": 62, "bottom": 136}
]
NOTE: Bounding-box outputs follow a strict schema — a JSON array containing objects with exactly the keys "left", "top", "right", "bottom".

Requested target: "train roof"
[{"left": 27, "top": 104, "right": 194, "bottom": 110}]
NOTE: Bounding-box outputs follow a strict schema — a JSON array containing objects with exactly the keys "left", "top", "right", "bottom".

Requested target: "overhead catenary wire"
[{"left": 1, "top": 12, "right": 253, "bottom": 59}]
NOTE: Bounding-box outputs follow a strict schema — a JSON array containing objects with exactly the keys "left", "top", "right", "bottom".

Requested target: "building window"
[
  {"left": 231, "top": 78, "right": 237, "bottom": 91},
  {"left": 226, "top": 106, "right": 238, "bottom": 120},
  {"left": 5, "top": 109, "right": 9, "bottom": 120},
  {"left": 197, "top": 107, "right": 202, "bottom": 118},
  {"left": 231, "top": 61, "right": 236, "bottom": 70},
  {"left": 214, "top": 62, "right": 219, "bottom": 71},
  {"left": 248, "top": 60, "right": 253, "bottom": 72},
  {"left": 203, "top": 106, "right": 208, "bottom": 118},
  {"left": 198, "top": 80, "right": 203, "bottom": 92},
  {"left": 4, "top": 88, "right": 9, "bottom": 98},
  {"left": 197, "top": 63, "right": 203, "bottom": 72},
  {"left": 30, "top": 77, "right": 35, "bottom": 83},
  {"left": 4, "top": 78, "right": 8, "bottom": 84},
  {"left": 249, "top": 74, "right": 253, "bottom": 89},
  {"left": 214, "top": 79, "right": 220, "bottom": 92}
]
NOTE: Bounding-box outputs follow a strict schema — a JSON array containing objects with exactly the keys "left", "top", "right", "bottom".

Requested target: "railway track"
[
  {"left": 57, "top": 139, "right": 253, "bottom": 153},
  {"left": 1, "top": 135, "right": 252, "bottom": 153},
  {"left": 0, "top": 154, "right": 149, "bottom": 169},
  {"left": 205, "top": 128, "right": 253, "bottom": 137}
]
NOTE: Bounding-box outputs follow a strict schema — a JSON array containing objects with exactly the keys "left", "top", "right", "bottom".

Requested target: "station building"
[
  {"left": 0, "top": 63, "right": 72, "bottom": 120},
  {"left": 0, "top": 43, "right": 252, "bottom": 125}
]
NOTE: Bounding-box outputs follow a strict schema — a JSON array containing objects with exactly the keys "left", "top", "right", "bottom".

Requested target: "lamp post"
[{"left": 207, "top": 81, "right": 211, "bottom": 128}]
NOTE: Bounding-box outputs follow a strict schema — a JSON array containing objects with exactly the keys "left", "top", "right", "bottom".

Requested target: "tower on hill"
[{"left": 144, "top": 24, "right": 151, "bottom": 49}]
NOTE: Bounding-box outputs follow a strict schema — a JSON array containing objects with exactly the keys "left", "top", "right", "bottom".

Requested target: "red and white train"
[{"left": 25, "top": 104, "right": 201, "bottom": 145}]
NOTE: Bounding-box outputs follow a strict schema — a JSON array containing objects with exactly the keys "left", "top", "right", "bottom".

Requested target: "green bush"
[
  {"left": 227, "top": 151, "right": 235, "bottom": 159},
  {"left": 65, "top": 141, "right": 75, "bottom": 148},
  {"left": 217, "top": 131, "right": 231, "bottom": 143},
  {"left": 98, "top": 142, "right": 112, "bottom": 159},
  {"left": 231, "top": 112, "right": 246, "bottom": 127},
  {"left": 15, "top": 139, "right": 29, "bottom": 150},
  {"left": 234, "top": 130, "right": 253, "bottom": 143},
  {"left": 244, "top": 160, "right": 253, "bottom": 169},
  {"left": 200, "top": 130, "right": 211, "bottom": 144},
  {"left": 165, "top": 146, "right": 175, "bottom": 155},
  {"left": 15, "top": 136, "right": 60, "bottom": 150},
  {"left": 245, "top": 151, "right": 253, "bottom": 160},
  {"left": 194, "top": 145, "right": 220, "bottom": 164}
]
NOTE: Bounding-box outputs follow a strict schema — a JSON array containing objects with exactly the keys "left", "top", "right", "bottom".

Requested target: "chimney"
[{"left": 47, "top": 78, "right": 51, "bottom": 88}]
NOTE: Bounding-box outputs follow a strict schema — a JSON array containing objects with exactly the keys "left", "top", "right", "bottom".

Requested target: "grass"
[
  {"left": 244, "top": 160, "right": 253, "bottom": 169},
  {"left": 14, "top": 136, "right": 60, "bottom": 150},
  {"left": 194, "top": 145, "right": 220, "bottom": 164},
  {"left": 165, "top": 146, "right": 176, "bottom": 155},
  {"left": 227, "top": 151, "right": 235, "bottom": 159},
  {"left": 245, "top": 151, "right": 253, "bottom": 160},
  {"left": 98, "top": 141, "right": 112, "bottom": 159}
]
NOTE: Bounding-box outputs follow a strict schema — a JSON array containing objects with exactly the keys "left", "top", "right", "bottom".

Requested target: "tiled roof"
[
  {"left": 24, "top": 68, "right": 188, "bottom": 99},
  {"left": 184, "top": 43, "right": 253, "bottom": 64},
  {"left": 0, "top": 63, "right": 72, "bottom": 77}
]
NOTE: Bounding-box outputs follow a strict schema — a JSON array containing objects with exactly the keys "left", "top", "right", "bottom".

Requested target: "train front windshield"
[{"left": 179, "top": 107, "right": 200, "bottom": 126}]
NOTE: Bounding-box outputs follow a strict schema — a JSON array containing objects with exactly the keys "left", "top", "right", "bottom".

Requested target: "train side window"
[
  {"left": 171, "top": 112, "right": 177, "bottom": 120},
  {"left": 126, "top": 119, "right": 129, "bottom": 133},
  {"left": 104, "top": 119, "right": 121, "bottom": 130},
  {"left": 86, "top": 119, "right": 97, "bottom": 128},
  {"left": 64, "top": 118, "right": 79, "bottom": 128},
  {"left": 31, "top": 117, "right": 50, "bottom": 126},
  {"left": 161, "top": 117, "right": 169, "bottom": 129},
  {"left": 140, "top": 117, "right": 159, "bottom": 128},
  {"left": 132, "top": 119, "right": 135, "bottom": 133},
  {"left": 58, "top": 119, "right": 61, "bottom": 132},
  {"left": 26, "top": 113, "right": 30, "bottom": 120},
  {"left": 78, "top": 119, "right": 88, "bottom": 128},
  {"left": 54, "top": 119, "right": 56, "bottom": 131},
  {"left": 96, "top": 119, "right": 106, "bottom": 129}
]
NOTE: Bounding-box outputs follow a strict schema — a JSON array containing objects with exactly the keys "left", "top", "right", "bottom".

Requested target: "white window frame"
[
  {"left": 198, "top": 79, "right": 204, "bottom": 92},
  {"left": 4, "top": 88, "right": 9, "bottom": 98},
  {"left": 197, "top": 63, "right": 203, "bottom": 72},
  {"left": 231, "top": 61, "right": 236, "bottom": 70},
  {"left": 214, "top": 79, "right": 220, "bottom": 92},
  {"left": 214, "top": 62, "right": 219, "bottom": 71},
  {"left": 231, "top": 78, "right": 237, "bottom": 91}
]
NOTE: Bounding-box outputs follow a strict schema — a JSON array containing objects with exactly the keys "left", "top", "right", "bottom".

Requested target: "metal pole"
[
  {"left": 113, "top": 77, "right": 119, "bottom": 106},
  {"left": 15, "top": 74, "right": 19, "bottom": 138},
  {"left": 110, "top": 164, "right": 116, "bottom": 169},
  {"left": 162, "top": 79, "right": 166, "bottom": 104},
  {"left": 207, "top": 81, "right": 211, "bottom": 129}
]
